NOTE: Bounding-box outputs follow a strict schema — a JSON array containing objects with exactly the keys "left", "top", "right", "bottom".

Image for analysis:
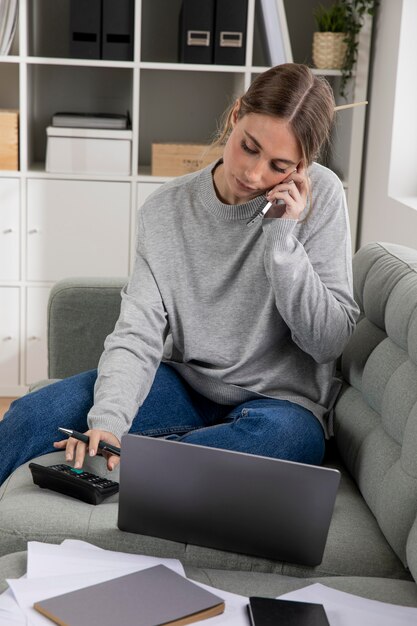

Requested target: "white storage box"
[{"left": 45, "top": 126, "right": 132, "bottom": 175}]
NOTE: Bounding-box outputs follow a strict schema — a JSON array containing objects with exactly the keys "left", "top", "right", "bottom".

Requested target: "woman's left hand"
[{"left": 265, "top": 165, "right": 308, "bottom": 221}]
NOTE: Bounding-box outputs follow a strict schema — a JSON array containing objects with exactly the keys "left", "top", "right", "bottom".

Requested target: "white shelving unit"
[{"left": 0, "top": 0, "right": 372, "bottom": 396}]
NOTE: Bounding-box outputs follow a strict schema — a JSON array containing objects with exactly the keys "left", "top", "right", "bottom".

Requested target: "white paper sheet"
[
  {"left": 0, "top": 588, "right": 26, "bottom": 626},
  {"left": 279, "top": 583, "right": 417, "bottom": 626},
  {"left": 0, "top": 538, "right": 105, "bottom": 625},
  {"left": 26, "top": 541, "right": 185, "bottom": 578}
]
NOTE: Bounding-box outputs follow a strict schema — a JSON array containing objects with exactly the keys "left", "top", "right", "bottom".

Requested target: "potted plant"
[{"left": 312, "top": 0, "right": 378, "bottom": 97}]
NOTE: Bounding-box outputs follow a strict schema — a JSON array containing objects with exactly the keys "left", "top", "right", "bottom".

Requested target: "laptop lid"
[{"left": 117, "top": 435, "right": 340, "bottom": 566}]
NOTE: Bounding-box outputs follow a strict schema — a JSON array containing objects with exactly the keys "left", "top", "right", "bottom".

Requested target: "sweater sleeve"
[
  {"left": 261, "top": 176, "right": 360, "bottom": 365},
  {"left": 87, "top": 210, "right": 168, "bottom": 442}
]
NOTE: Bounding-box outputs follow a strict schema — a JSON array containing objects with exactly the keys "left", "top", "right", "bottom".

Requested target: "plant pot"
[{"left": 312, "top": 31, "right": 347, "bottom": 70}]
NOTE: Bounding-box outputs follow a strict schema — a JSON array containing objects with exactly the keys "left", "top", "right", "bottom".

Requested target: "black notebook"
[
  {"left": 34, "top": 564, "right": 225, "bottom": 626},
  {"left": 248, "top": 596, "right": 330, "bottom": 626}
]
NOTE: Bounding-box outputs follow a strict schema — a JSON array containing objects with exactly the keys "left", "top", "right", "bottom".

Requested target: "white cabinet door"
[
  {"left": 0, "top": 287, "right": 19, "bottom": 387},
  {"left": 0, "top": 178, "right": 19, "bottom": 280},
  {"left": 26, "top": 287, "right": 50, "bottom": 385},
  {"left": 27, "top": 179, "right": 130, "bottom": 281}
]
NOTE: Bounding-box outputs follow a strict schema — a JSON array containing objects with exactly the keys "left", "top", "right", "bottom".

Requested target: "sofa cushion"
[
  {"left": 0, "top": 451, "right": 408, "bottom": 580},
  {"left": 335, "top": 243, "right": 417, "bottom": 570},
  {"left": 407, "top": 516, "right": 417, "bottom": 583}
]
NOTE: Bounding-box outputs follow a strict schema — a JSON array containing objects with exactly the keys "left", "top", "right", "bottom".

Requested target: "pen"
[
  {"left": 334, "top": 100, "right": 368, "bottom": 111},
  {"left": 246, "top": 201, "right": 272, "bottom": 227},
  {"left": 58, "top": 427, "right": 121, "bottom": 457}
]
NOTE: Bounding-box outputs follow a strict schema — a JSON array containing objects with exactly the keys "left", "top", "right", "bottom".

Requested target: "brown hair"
[{"left": 216, "top": 63, "right": 335, "bottom": 168}]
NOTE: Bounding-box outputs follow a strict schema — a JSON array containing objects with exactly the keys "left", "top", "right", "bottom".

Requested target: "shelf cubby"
[
  {"left": 26, "top": 64, "right": 133, "bottom": 169},
  {"left": 138, "top": 69, "right": 244, "bottom": 169}
]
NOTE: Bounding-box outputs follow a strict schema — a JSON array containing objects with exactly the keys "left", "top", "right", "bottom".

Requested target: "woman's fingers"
[
  {"left": 53, "top": 429, "right": 121, "bottom": 471},
  {"left": 266, "top": 167, "right": 308, "bottom": 220},
  {"left": 104, "top": 453, "right": 121, "bottom": 471}
]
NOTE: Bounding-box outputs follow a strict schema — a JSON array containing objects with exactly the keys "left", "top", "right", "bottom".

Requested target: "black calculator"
[{"left": 29, "top": 462, "right": 119, "bottom": 505}]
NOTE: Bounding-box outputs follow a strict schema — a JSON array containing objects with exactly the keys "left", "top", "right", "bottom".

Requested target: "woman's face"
[{"left": 215, "top": 108, "right": 302, "bottom": 205}]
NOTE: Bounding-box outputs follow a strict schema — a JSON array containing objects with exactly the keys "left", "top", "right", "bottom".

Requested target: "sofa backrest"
[
  {"left": 335, "top": 242, "right": 417, "bottom": 581},
  {"left": 48, "top": 277, "right": 125, "bottom": 379}
]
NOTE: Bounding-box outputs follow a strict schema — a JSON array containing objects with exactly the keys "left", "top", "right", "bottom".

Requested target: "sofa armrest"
[{"left": 47, "top": 277, "right": 126, "bottom": 379}]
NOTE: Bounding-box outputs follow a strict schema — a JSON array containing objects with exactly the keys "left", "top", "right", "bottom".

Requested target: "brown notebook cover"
[{"left": 34, "top": 564, "right": 225, "bottom": 626}]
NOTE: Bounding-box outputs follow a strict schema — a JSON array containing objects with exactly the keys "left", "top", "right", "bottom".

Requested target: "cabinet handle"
[
  {"left": 28, "top": 336, "right": 40, "bottom": 341},
  {"left": 3, "top": 336, "right": 13, "bottom": 341},
  {"left": 3, "top": 228, "right": 13, "bottom": 234},
  {"left": 28, "top": 228, "right": 39, "bottom": 234}
]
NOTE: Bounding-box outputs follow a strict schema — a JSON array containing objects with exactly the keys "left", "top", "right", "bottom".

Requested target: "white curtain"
[{"left": 0, "top": 0, "right": 18, "bottom": 56}]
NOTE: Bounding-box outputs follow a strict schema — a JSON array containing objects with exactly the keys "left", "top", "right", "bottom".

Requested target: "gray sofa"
[{"left": 1, "top": 241, "right": 417, "bottom": 606}]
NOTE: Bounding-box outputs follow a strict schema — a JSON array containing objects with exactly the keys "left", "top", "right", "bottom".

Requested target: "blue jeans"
[{"left": 0, "top": 363, "right": 325, "bottom": 485}]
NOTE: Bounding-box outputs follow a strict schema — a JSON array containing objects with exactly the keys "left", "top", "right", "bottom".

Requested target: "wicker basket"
[{"left": 312, "top": 32, "right": 347, "bottom": 70}]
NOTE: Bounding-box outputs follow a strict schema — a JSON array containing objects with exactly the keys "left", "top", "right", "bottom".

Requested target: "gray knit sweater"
[{"left": 88, "top": 161, "right": 359, "bottom": 441}]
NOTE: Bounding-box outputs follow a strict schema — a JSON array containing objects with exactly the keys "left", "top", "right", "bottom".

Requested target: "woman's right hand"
[
  {"left": 53, "top": 429, "right": 121, "bottom": 471},
  {"left": 265, "top": 165, "right": 308, "bottom": 221}
]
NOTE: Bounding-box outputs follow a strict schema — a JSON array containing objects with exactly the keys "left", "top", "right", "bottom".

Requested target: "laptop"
[{"left": 117, "top": 435, "right": 340, "bottom": 566}]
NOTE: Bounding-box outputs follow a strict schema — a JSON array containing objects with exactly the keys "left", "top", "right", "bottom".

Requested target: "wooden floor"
[{"left": 0, "top": 397, "right": 15, "bottom": 420}]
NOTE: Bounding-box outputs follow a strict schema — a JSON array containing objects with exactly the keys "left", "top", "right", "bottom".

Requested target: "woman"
[{"left": 0, "top": 64, "right": 359, "bottom": 485}]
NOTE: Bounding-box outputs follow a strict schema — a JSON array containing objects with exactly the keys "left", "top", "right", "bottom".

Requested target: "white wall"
[
  {"left": 388, "top": 0, "right": 417, "bottom": 207},
  {"left": 359, "top": 0, "right": 417, "bottom": 248}
]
